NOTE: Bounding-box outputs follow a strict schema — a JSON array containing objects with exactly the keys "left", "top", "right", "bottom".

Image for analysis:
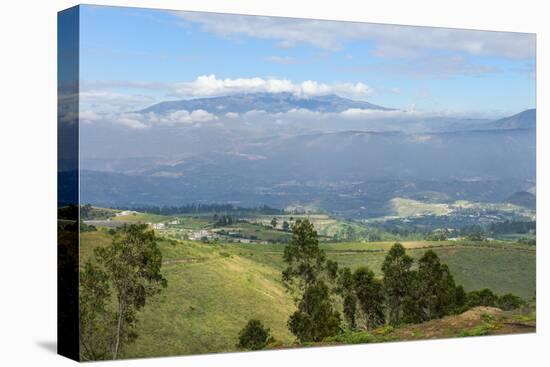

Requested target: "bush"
[
  {"left": 457, "top": 325, "right": 491, "bottom": 337},
  {"left": 497, "top": 294, "right": 524, "bottom": 311},
  {"left": 465, "top": 231, "right": 486, "bottom": 241},
  {"left": 79, "top": 220, "right": 97, "bottom": 232},
  {"left": 454, "top": 285, "right": 467, "bottom": 313},
  {"left": 466, "top": 288, "right": 498, "bottom": 308},
  {"left": 465, "top": 289, "right": 524, "bottom": 311},
  {"left": 237, "top": 319, "right": 271, "bottom": 350}
]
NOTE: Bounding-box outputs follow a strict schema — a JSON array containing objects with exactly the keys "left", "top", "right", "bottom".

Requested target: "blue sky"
[{"left": 79, "top": 5, "right": 535, "bottom": 117}]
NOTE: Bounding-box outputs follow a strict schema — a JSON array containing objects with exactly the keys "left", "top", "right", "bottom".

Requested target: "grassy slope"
[
  {"left": 80, "top": 232, "right": 295, "bottom": 358},
  {"left": 432, "top": 246, "right": 535, "bottom": 298},
  {"left": 233, "top": 240, "right": 535, "bottom": 298},
  {"left": 328, "top": 242, "right": 535, "bottom": 299},
  {"left": 80, "top": 233, "right": 535, "bottom": 358}
]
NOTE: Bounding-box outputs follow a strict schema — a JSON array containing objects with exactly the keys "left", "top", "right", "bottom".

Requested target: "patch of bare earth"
[{"left": 393, "top": 306, "right": 535, "bottom": 340}]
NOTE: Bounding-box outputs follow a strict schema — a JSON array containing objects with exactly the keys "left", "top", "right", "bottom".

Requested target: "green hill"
[
  {"left": 80, "top": 232, "right": 535, "bottom": 358},
  {"left": 80, "top": 232, "right": 295, "bottom": 358}
]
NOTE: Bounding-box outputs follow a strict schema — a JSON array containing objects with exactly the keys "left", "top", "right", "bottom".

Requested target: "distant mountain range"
[
  {"left": 138, "top": 92, "right": 535, "bottom": 133},
  {"left": 489, "top": 109, "right": 536, "bottom": 130},
  {"left": 140, "top": 92, "right": 393, "bottom": 115},
  {"left": 76, "top": 93, "right": 536, "bottom": 215}
]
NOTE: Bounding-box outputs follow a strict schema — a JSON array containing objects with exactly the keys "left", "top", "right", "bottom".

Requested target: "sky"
[{"left": 78, "top": 4, "right": 536, "bottom": 119}]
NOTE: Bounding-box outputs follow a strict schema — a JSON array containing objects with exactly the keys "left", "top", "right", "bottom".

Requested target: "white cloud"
[
  {"left": 264, "top": 56, "right": 300, "bottom": 64},
  {"left": 340, "top": 108, "right": 414, "bottom": 119},
  {"left": 232, "top": 106, "right": 431, "bottom": 124},
  {"left": 79, "top": 110, "right": 102, "bottom": 124},
  {"left": 170, "top": 74, "right": 373, "bottom": 99},
  {"left": 173, "top": 11, "right": 535, "bottom": 59},
  {"left": 225, "top": 112, "right": 240, "bottom": 119},
  {"left": 82, "top": 109, "right": 219, "bottom": 129},
  {"left": 112, "top": 114, "right": 149, "bottom": 130},
  {"left": 271, "top": 108, "right": 325, "bottom": 119},
  {"left": 79, "top": 90, "right": 155, "bottom": 112},
  {"left": 80, "top": 104, "right": 506, "bottom": 133},
  {"left": 408, "top": 134, "right": 433, "bottom": 143},
  {"left": 164, "top": 109, "right": 219, "bottom": 124}
]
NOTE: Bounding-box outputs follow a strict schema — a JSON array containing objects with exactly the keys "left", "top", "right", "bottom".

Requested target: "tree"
[
  {"left": 335, "top": 267, "right": 357, "bottom": 330},
  {"left": 282, "top": 219, "right": 326, "bottom": 295},
  {"left": 237, "top": 319, "right": 272, "bottom": 350},
  {"left": 344, "top": 225, "right": 356, "bottom": 240},
  {"left": 382, "top": 243, "right": 413, "bottom": 326},
  {"left": 367, "top": 231, "right": 382, "bottom": 242},
  {"left": 465, "top": 231, "right": 486, "bottom": 241},
  {"left": 271, "top": 217, "right": 278, "bottom": 229},
  {"left": 416, "top": 250, "right": 457, "bottom": 320},
  {"left": 438, "top": 264, "right": 458, "bottom": 316},
  {"left": 79, "top": 261, "right": 112, "bottom": 361},
  {"left": 353, "top": 267, "right": 385, "bottom": 330},
  {"left": 400, "top": 270, "right": 424, "bottom": 324},
  {"left": 454, "top": 285, "right": 467, "bottom": 313},
  {"left": 95, "top": 224, "right": 167, "bottom": 359},
  {"left": 287, "top": 280, "right": 341, "bottom": 342},
  {"left": 282, "top": 220, "right": 290, "bottom": 231},
  {"left": 325, "top": 259, "right": 339, "bottom": 281},
  {"left": 283, "top": 220, "right": 341, "bottom": 342},
  {"left": 342, "top": 293, "right": 358, "bottom": 331},
  {"left": 425, "top": 228, "right": 449, "bottom": 241}
]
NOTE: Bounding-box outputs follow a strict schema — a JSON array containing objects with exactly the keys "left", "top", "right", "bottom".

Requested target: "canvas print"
[{"left": 58, "top": 4, "right": 536, "bottom": 361}]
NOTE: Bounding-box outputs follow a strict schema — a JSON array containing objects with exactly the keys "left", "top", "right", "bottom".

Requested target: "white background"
[{"left": 0, "top": 0, "right": 547, "bottom": 365}]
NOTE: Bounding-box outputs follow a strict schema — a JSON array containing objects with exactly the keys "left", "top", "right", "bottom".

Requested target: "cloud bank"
[
  {"left": 79, "top": 105, "right": 456, "bottom": 131},
  {"left": 169, "top": 74, "right": 373, "bottom": 99},
  {"left": 80, "top": 109, "right": 219, "bottom": 129}
]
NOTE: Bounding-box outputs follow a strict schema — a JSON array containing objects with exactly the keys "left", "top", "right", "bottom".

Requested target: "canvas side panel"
[{"left": 57, "top": 5, "right": 80, "bottom": 362}]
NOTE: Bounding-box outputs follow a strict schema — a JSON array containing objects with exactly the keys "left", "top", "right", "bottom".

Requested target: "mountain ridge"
[
  {"left": 139, "top": 92, "right": 394, "bottom": 115},
  {"left": 489, "top": 109, "right": 536, "bottom": 130}
]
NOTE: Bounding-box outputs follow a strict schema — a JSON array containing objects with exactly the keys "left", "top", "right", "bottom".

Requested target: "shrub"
[
  {"left": 237, "top": 319, "right": 271, "bottom": 350},
  {"left": 457, "top": 325, "right": 491, "bottom": 337},
  {"left": 497, "top": 294, "right": 524, "bottom": 311},
  {"left": 466, "top": 288, "right": 498, "bottom": 308},
  {"left": 465, "top": 231, "right": 486, "bottom": 241}
]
